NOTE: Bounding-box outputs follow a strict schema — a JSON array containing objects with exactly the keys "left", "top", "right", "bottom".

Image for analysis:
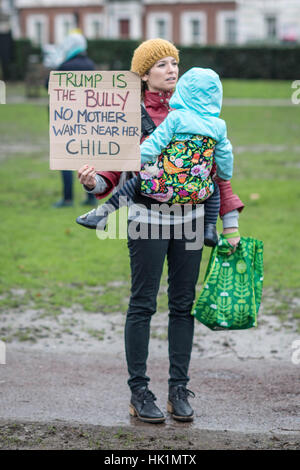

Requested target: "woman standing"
[{"left": 78, "top": 39, "right": 244, "bottom": 423}]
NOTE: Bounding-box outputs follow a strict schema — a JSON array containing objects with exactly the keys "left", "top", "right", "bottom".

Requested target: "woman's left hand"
[{"left": 222, "top": 228, "right": 240, "bottom": 254}]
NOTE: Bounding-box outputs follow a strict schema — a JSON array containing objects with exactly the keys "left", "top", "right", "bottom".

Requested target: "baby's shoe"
[
  {"left": 204, "top": 223, "right": 218, "bottom": 247},
  {"left": 76, "top": 208, "right": 107, "bottom": 230}
]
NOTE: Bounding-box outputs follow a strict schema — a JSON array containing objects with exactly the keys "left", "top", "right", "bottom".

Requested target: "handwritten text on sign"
[{"left": 49, "top": 71, "right": 141, "bottom": 171}]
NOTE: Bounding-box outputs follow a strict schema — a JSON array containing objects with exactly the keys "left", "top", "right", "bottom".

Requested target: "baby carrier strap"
[
  {"left": 141, "top": 104, "right": 157, "bottom": 138},
  {"left": 113, "top": 105, "right": 157, "bottom": 193}
]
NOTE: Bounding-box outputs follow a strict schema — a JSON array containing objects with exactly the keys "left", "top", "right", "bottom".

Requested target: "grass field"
[
  {"left": 5, "top": 78, "right": 295, "bottom": 100},
  {"left": 1, "top": 80, "right": 299, "bottom": 326}
]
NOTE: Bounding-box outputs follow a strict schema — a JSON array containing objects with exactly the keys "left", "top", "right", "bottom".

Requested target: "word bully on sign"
[
  {"left": 85, "top": 90, "right": 129, "bottom": 109},
  {"left": 53, "top": 89, "right": 130, "bottom": 110},
  {"left": 49, "top": 70, "right": 141, "bottom": 172}
]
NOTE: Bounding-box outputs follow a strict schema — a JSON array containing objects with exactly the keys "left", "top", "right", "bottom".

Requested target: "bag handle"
[
  {"left": 217, "top": 234, "right": 241, "bottom": 255},
  {"left": 222, "top": 230, "right": 240, "bottom": 239}
]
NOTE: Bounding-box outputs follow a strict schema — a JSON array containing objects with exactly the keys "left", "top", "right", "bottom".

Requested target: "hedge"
[
  {"left": 87, "top": 38, "right": 139, "bottom": 71},
  {"left": 87, "top": 39, "right": 300, "bottom": 80},
  {"left": 6, "top": 38, "right": 300, "bottom": 80},
  {"left": 3, "top": 39, "right": 42, "bottom": 80},
  {"left": 178, "top": 45, "right": 300, "bottom": 79}
]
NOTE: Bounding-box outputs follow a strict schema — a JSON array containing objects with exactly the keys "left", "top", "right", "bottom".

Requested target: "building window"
[
  {"left": 156, "top": 19, "right": 167, "bottom": 39},
  {"left": 265, "top": 16, "right": 277, "bottom": 40},
  {"left": 119, "top": 19, "right": 130, "bottom": 39},
  {"left": 26, "top": 15, "right": 48, "bottom": 46},
  {"left": 84, "top": 14, "right": 103, "bottom": 40},
  {"left": 147, "top": 13, "right": 172, "bottom": 41},
  {"left": 34, "top": 21, "right": 43, "bottom": 46},
  {"left": 216, "top": 11, "right": 237, "bottom": 45},
  {"left": 225, "top": 18, "right": 237, "bottom": 44},
  {"left": 54, "top": 14, "right": 77, "bottom": 44},
  {"left": 92, "top": 21, "right": 101, "bottom": 39},
  {"left": 2, "top": 0, "right": 14, "bottom": 14},
  {"left": 191, "top": 20, "right": 201, "bottom": 44},
  {"left": 180, "top": 12, "right": 206, "bottom": 46},
  {"left": 63, "top": 20, "right": 72, "bottom": 38}
]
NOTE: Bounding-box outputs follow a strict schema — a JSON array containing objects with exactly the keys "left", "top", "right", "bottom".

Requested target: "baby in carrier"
[{"left": 76, "top": 67, "right": 234, "bottom": 247}]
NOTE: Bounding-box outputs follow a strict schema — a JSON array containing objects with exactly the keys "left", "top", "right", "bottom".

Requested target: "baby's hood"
[{"left": 169, "top": 67, "right": 223, "bottom": 117}]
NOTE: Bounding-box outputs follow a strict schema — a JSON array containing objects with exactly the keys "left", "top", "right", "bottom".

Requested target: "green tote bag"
[{"left": 192, "top": 235, "right": 264, "bottom": 330}]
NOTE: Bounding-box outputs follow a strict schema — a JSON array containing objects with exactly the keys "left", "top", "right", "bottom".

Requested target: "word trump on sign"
[{"left": 48, "top": 71, "right": 141, "bottom": 171}]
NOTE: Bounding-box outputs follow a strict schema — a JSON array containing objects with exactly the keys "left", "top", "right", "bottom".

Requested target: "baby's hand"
[{"left": 143, "top": 163, "right": 160, "bottom": 177}]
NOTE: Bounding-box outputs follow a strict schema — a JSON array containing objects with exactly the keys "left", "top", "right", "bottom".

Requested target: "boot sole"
[
  {"left": 204, "top": 239, "right": 218, "bottom": 247},
  {"left": 76, "top": 219, "right": 97, "bottom": 229},
  {"left": 167, "top": 401, "right": 194, "bottom": 422},
  {"left": 129, "top": 404, "right": 166, "bottom": 424}
]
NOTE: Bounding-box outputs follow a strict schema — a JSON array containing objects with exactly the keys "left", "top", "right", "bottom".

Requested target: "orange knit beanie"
[{"left": 131, "top": 38, "right": 179, "bottom": 77}]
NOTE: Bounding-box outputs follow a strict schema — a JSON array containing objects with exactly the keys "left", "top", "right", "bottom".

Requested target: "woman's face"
[{"left": 142, "top": 56, "right": 179, "bottom": 93}]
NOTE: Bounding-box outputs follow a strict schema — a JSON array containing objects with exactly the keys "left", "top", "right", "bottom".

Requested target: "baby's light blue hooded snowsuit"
[{"left": 140, "top": 67, "right": 233, "bottom": 181}]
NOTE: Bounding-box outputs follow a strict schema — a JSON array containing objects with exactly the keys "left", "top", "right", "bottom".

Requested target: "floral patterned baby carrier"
[{"left": 140, "top": 134, "right": 217, "bottom": 204}]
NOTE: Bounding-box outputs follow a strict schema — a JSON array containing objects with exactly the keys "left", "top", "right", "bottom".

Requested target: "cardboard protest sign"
[{"left": 48, "top": 71, "right": 141, "bottom": 171}]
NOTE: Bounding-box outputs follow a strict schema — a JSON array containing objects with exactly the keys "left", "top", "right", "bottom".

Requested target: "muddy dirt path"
[{"left": 0, "top": 295, "right": 299, "bottom": 450}]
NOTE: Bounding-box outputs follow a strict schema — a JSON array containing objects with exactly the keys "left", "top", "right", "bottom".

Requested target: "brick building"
[
  {"left": 9, "top": 0, "right": 239, "bottom": 45},
  {"left": 4, "top": 0, "right": 300, "bottom": 46}
]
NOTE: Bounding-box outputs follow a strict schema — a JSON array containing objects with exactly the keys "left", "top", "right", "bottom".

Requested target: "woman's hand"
[
  {"left": 222, "top": 227, "right": 240, "bottom": 254},
  {"left": 77, "top": 165, "right": 97, "bottom": 190}
]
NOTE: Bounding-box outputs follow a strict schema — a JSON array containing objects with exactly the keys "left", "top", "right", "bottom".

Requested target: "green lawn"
[
  {"left": 5, "top": 78, "right": 294, "bottom": 100},
  {"left": 0, "top": 80, "right": 299, "bottom": 322},
  {"left": 222, "top": 79, "right": 293, "bottom": 99}
]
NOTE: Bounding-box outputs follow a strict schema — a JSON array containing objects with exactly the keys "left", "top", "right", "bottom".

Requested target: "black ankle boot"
[
  {"left": 167, "top": 385, "right": 195, "bottom": 422},
  {"left": 204, "top": 223, "right": 218, "bottom": 247},
  {"left": 76, "top": 208, "right": 107, "bottom": 230},
  {"left": 129, "top": 386, "right": 165, "bottom": 424}
]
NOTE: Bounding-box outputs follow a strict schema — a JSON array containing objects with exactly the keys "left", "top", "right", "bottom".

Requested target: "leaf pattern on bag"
[
  {"left": 218, "top": 267, "right": 234, "bottom": 292},
  {"left": 235, "top": 274, "right": 251, "bottom": 301},
  {"left": 192, "top": 236, "right": 264, "bottom": 330}
]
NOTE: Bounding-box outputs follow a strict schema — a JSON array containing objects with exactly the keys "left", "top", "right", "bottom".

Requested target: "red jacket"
[{"left": 95, "top": 90, "right": 244, "bottom": 216}]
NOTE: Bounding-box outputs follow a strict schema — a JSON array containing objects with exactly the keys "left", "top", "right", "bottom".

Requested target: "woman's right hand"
[{"left": 77, "top": 165, "right": 97, "bottom": 190}]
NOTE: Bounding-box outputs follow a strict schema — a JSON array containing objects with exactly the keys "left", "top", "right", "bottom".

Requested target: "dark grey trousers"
[{"left": 125, "top": 221, "right": 203, "bottom": 391}]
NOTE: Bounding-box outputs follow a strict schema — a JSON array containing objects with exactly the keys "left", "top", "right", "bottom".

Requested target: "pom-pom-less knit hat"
[{"left": 131, "top": 38, "right": 179, "bottom": 77}]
